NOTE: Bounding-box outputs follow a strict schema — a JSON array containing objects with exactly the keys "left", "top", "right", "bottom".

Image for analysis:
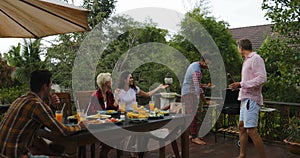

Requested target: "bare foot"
[
  {"left": 130, "top": 152, "right": 138, "bottom": 158},
  {"left": 191, "top": 137, "right": 206, "bottom": 145}
]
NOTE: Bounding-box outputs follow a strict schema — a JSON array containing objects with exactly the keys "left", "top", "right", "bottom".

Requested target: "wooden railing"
[{"left": 260, "top": 101, "right": 300, "bottom": 143}]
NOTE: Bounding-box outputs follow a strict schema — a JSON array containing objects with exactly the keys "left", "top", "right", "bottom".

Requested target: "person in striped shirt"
[
  {"left": 0, "top": 70, "right": 86, "bottom": 157},
  {"left": 181, "top": 55, "right": 211, "bottom": 145}
]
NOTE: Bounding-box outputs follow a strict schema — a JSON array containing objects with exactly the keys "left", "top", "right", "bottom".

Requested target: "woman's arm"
[{"left": 139, "top": 84, "right": 169, "bottom": 97}]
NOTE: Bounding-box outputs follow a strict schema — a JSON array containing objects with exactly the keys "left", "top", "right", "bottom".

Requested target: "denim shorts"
[{"left": 239, "top": 99, "right": 261, "bottom": 128}]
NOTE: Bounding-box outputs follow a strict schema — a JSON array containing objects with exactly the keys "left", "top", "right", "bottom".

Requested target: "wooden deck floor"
[{"left": 104, "top": 133, "right": 299, "bottom": 158}]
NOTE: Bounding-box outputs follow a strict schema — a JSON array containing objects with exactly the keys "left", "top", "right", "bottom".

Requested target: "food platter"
[
  {"left": 98, "top": 110, "right": 118, "bottom": 115},
  {"left": 87, "top": 118, "right": 124, "bottom": 128},
  {"left": 160, "top": 92, "right": 177, "bottom": 98},
  {"left": 204, "top": 83, "right": 215, "bottom": 89},
  {"left": 86, "top": 114, "right": 111, "bottom": 120},
  {"left": 159, "top": 110, "right": 170, "bottom": 116}
]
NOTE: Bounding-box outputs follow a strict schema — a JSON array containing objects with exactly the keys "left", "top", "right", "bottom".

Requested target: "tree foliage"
[
  {"left": 260, "top": 0, "right": 300, "bottom": 102},
  {"left": 262, "top": 0, "right": 300, "bottom": 41},
  {"left": 170, "top": 7, "right": 242, "bottom": 87},
  {"left": 0, "top": 55, "right": 15, "bottom": 88},
  {"left": 1, "top": 39, "right": 42, "bottom": 103},
  {"left": 45, "top": 0, "right": 116, "bottom": 88},
  {"left": 3, "top": 39, "right": 45, "bottom": 84}
]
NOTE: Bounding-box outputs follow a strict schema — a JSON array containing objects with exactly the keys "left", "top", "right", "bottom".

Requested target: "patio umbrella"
[{"left": 0, "top": 0, "right": 90, "bottom": 38}]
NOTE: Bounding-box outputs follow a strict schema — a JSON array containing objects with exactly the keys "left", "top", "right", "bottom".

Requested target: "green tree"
[
  {"left": 97, "top": 23, "right": 171, "bottom": 91},
  {"left": 4, "top": 39, "right": 45, "bottom": 84},
  {"left": 45, "top": 0, "right": 116, "bottom": 88},
  {"left": 262, "top": 0, "right": 300, "bottom": 41},
  {"left": 45, "top": 33, "right": 84, "bottom": 88},
  {"left": 260, "top": 0, "right": 300, "bottom": 102},
  {"left": 170, "top": 7, "right": 242, "bottom": 86},
  {"left": 0, "top": 55, "right": 15, "bottom": 88},
  {"left": 259, "top": 37, "right": 300, "bottom": 102}
]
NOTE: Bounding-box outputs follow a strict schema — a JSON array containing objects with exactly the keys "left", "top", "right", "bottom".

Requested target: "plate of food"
[
  {"left": 159, "top": 110, "right": 170, "bottom": 116},
  {"left": 148, "top": 112, "right": 164, "bottom": 120},
  {"left": 160, "top": 92, "right": 177, "bottom": 98},
  {"left": 127, "top": 111, "right": 149, "bottom": 122},
  {"left": 98, "top": 110, "right": 118, "bottom": 115},
  {"left": 86, "top": 114, "right": 100, "bottom": 120},
  {"left": 86, "top": 114, "right": 111, "bottom": 120},
  {"left": 104, "top": 118, "right": 124, "bottom": 124},
  {"left": 204, "top": 83, "right": 215, "bottom": 89}
]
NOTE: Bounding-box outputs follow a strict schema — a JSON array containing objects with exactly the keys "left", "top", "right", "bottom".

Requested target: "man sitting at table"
[{"left": 0, "top": 70, "right": 86, "bottom": 157}]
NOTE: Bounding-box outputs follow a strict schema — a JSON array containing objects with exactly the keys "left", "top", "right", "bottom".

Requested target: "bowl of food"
[
  {"left": 107, "top": 110, "right": 116, "bottom": 114},
  {"left": 160, "top": 92, "right": 176, "bottom": 98}
]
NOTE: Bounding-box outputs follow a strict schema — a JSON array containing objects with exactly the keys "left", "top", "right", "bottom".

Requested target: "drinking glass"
[
  {"left": 149, "top": 101, "right": 155, "bottom": 111},
  {"left": 120, "top": 102, "right": 126, "bottom": 113},
  {"left": 77, "top": 109, "right": 86, "bottom": 122},
  {"left": 55, "top": 110, "right": 63, "bottom": 123},
  {"left": 132, "top": 101, "right": 138, "bottom": 111}
]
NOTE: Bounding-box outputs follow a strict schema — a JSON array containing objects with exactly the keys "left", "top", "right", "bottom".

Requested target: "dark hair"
[
  {"left": 237, "top": 38, "right": 252, "bottom": 51},
  {"left": 117, "top": 70, "right": 137, "bottom": 91},
  {"left": 30, "top": 70, "right": 52, "bottom": 93},
  {"left": 200, "top": 53, "right": 212, "bottom": 62}
]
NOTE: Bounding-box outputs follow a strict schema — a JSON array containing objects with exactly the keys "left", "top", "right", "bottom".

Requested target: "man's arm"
[
  {"left": 192, "top": 72, "right": 209, "bottom": 104},
  {"left": 34, "top": 102, "right": 84, "bottom": 136}
]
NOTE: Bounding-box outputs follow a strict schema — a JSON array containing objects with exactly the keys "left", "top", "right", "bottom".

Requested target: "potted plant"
[{"left": 283, "top": 116, "right": 300, "bottom": 155}]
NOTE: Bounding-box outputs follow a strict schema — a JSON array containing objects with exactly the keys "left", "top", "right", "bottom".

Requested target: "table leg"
[
  {"left": 171, "top": 140, "right": 180, "bottom": 158},
  {"left": 159, "top": 146, "right": 165, "bottom": 158},
  {"left": 78, "top": 146, "right": 86, "bottom": 158},
  {"left": 90, "top": 144, "right": 95, "bottom": 158},
  {"left": 181, "top": 129, "right": 189, "bottom": 158}
]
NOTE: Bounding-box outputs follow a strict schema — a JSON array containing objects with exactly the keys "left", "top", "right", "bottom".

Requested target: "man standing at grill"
[
  {"left": 230, "top": 39, "right": 267, "bottom": 158},
  {"left": 181, "top": 54, "right": 211, "bottom": 145}
]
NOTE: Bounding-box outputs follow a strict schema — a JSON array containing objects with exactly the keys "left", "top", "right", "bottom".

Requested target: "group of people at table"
[
  {"left": 85, "top": 71, "right": 168, "bottom": 116},
  {"left": 0, "top": 39, "right": 267, "bottom": 158}
]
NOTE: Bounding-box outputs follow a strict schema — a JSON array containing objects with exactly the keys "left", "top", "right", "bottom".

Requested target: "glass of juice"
[
  {"left": 55, "top": 110, "right": 63, "bottom": 123},
  {"left": 149, "top": 101, "right": 155, "bottom": 111},
  {"left": 132, "top": 101, "right": 138, "bottom": 111},
  {"left": 120, "top": 102, "right": 126, "bottom": 113}
]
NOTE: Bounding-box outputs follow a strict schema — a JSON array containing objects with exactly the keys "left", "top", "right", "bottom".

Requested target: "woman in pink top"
[{"left": 230, "top": 39, "right": 267, "bottom": 158}]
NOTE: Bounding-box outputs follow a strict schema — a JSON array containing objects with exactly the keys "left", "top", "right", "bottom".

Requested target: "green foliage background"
[{"left": 1, "top": 0, "right": 299, "bottom": 104}]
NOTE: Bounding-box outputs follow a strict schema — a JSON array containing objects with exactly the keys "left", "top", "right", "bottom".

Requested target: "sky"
[{"left": 0, "top": 0, "right": 270, "bottom": 54}]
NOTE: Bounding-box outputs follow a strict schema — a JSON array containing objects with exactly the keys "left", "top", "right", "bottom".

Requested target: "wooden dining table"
[{"left": 37, "top": 114, "right": 191, "bottom": 158}]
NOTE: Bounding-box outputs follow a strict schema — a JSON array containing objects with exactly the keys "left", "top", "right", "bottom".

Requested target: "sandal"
[{"left": 191, "top": 137, "right": 206, "bottom": 145}]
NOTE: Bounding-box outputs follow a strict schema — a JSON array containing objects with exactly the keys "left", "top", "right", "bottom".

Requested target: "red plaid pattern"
[{"left": 181, "top": 93, "right": 200, "bottom": 137}]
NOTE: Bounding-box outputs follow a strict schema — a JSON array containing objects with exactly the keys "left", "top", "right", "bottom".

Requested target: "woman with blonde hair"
[{"left": 86, "top": 73, "right": 118, "bottom": 115}]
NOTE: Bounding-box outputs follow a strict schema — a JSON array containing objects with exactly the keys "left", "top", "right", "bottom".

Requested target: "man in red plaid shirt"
[
  {"left": 181, "top": 55, "right": 211, "bottom": 145},
  {"left": 0, "top": 70, "right": 86, "bottom": 157}
]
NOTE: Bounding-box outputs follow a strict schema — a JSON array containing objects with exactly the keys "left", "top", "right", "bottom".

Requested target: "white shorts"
[{"left": 239, "top": 99, "right": 261, "bottom": 128}]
